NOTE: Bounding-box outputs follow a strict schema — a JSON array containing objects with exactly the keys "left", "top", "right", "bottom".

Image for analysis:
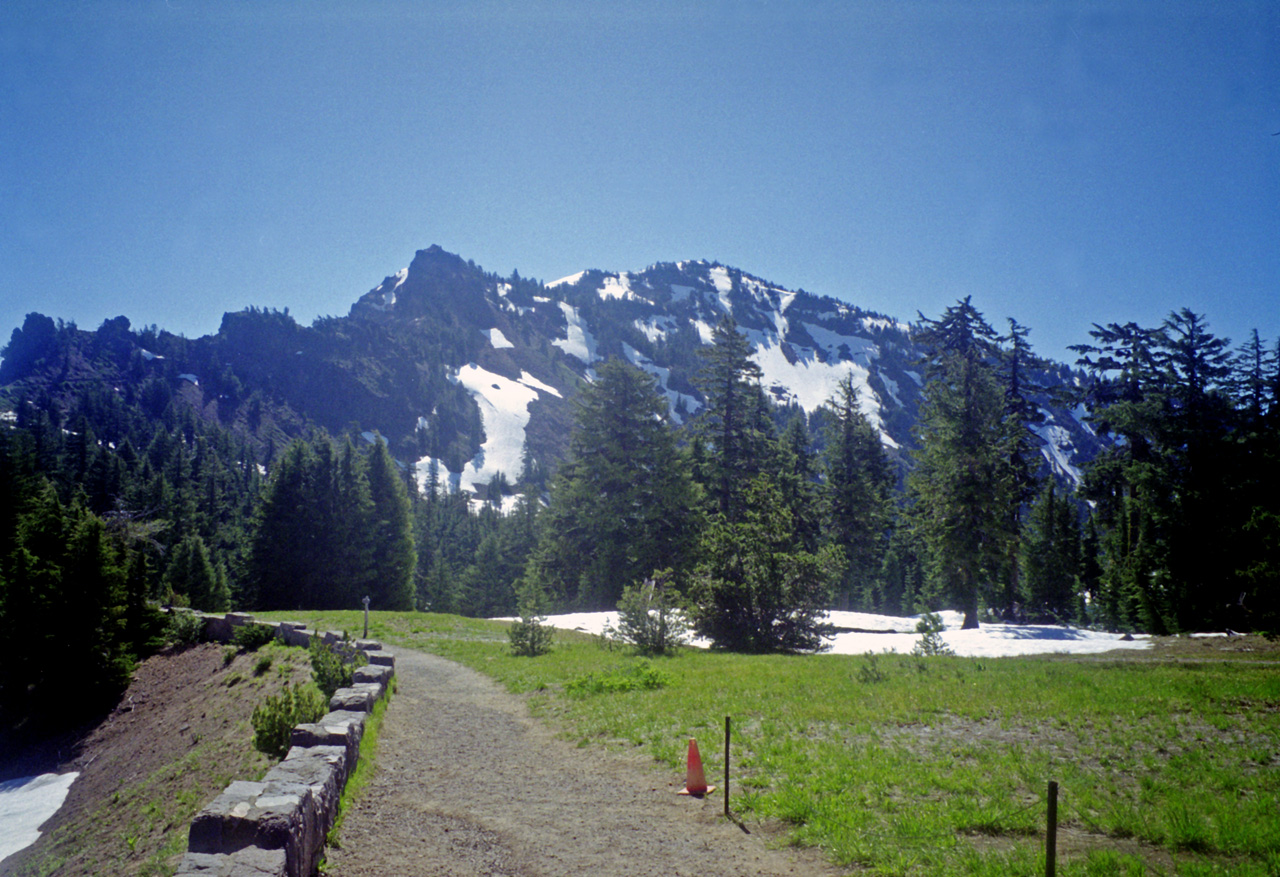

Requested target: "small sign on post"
[{"left": 362, "top": 595, "right": 370, "bottom": 639}]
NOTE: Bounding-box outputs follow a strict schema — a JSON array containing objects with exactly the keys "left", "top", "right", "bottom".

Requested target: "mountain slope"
[{"left": 0, "top": 246, "right": 1102, "bottom": 501}]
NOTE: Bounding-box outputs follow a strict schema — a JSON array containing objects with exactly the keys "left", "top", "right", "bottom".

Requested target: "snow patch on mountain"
[
  {"left": 548, "top": 271, "right": 586, "bottom": 288},
  {"left": 553, "top": 303, "right": 599, "bottom": 363},
  {"left": 622, "top": 343, "right": 701, "bottom": 425},
  {"left": 485, "top": 327, "right": 514, "bottom": 349},
  {"left": 1033, "top": 415, "right": 1084, "bottom": 485},
  {"left": 416, "top": 364, "right": 560, "bottom": 496},
  {"left": 598, "top": 274, "right": 645, "bottom": 302}
]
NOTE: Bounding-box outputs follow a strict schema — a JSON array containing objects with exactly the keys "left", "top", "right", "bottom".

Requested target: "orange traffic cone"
[{"left": 677, "top": 737, "right": 716, "bottom": 796}]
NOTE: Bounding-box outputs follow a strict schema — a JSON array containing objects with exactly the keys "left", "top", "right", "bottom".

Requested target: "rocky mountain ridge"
[{"left": 0, "top": 245, "right": 1100, "bottom": 502}]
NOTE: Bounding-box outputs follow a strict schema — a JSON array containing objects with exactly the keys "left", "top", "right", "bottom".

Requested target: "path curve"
[{"left": 323, "top": 649, "right": 843, "bottom": 876}]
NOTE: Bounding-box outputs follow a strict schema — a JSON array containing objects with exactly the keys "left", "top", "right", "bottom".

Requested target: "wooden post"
[
  {"left": 724, "top": 715, "right": 731, "bottom": 818},
  {"left": 1046, "top": 780, "right": 1058, "bottom": 877},
  {"left": 362, "top": 595, "right": 370, "bottom": 639}
]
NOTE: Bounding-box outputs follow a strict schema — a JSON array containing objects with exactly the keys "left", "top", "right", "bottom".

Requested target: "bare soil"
[{"left": 0, "top": 643, "right": 310, "bottom": 877}]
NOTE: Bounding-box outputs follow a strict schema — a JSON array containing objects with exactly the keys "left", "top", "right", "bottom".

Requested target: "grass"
[
  {"left": 325, "top": 676, "right": 395, "bottom": 854},
  {"left": 260, "top": 610, "right": 1280, "bottom": 876}
]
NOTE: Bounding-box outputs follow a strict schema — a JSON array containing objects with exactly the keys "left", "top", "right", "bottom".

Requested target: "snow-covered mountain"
[
  {"left": 349, "top": 246, "right": 1100, "bottom": 501},
  {"left": 0, "top": 245, "right": 1103, "bottom": 503}
]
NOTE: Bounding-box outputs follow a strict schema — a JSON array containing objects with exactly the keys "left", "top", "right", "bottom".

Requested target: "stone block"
[
  {"left": 354, "top": 638, "right": 382, "bottom": 651},
  {"left": 188, "top": 781, "right": 271, "bottom": 855},
  {"left": 264, "top": 745, "right": 348, "bottom": 875},
  {"left": 226, "top": 612, "right": 255, "bottom": 628},
  {"left": 328, "top": 683, "right": 380, "bottom": 713},
  {"left": 202, "top": 614, "right": 233, "bottom": 643},
  {"left": 290, "top": 713, "right": 366, "bottom": 777},
  {"left": 352, "top": 663, "right": 393, "bottom": 686},
  {"left": 364, "top": 650, "right": 395, "bottom": 669},
  {"left": 276, "top": 622, "right": 310, "bottom": 649},
  {"left": 175, "top": 846, "right": 287, "bottom": 876}
]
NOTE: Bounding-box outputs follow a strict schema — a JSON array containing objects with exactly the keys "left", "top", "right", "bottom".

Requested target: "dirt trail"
[{"left": 324, "top": 649, "right": 843, "bottom": 876}]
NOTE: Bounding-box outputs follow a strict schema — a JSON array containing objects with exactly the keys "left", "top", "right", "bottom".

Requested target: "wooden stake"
[
  {"left": 1046, "top": 780, "right": 1058, "bottom": 877},
  {"left": 724, "top": 716, "right": 731, "bottom": 818}
]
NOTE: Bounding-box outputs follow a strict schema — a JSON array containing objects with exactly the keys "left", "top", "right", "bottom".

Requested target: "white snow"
[
  {"left": 669, "top": 284, "right": 696, "bottom": 303},
  {"left": 526, "top": 611, "right": 1152, "bottom": 658},
  {"left": 597, "top": 274, "right": 645, "bottom": 302},
  {"left": 1033, "top": 422, "right": 1084, "bottom": 486},
  {"left": 802, "top": 323, "right": 878, "bottom": 365},
  {"left": 552, "top": 303, "right": 599, "bottom": 364},
  {"left": 621, "top": 343, "right": 701, "bottom": 424},
  {"left": 548, "top": 271, "right": 586, "bottom": 289},
  {"left": 177, "top": 373, "right": 199, "bottom": 385},
  {"left": 709, "top": 266, "right": 733, "bottom": 312},
  {"left": 485, "top": 328, "right": 514, "bottom": 349},
  {"left": 139, "top": 348, "right": 163, "bottom": 361},
  {"left": 0, "top": 772, "right": 78, "bottom": 865},
  {"left": 415, "top": 364, "right": 561, "bottom": 496}
]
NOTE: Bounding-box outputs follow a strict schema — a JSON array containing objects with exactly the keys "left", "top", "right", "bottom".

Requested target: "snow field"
[
  {"left": 0, "top": 772, "right": 78, "bottom": 864},
  {"left": 526, "top": 610, "right": 1152, "bottom": 658}
]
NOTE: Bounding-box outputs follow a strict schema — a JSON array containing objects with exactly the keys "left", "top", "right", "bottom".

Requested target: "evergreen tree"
[
  {"left": 1020, "top": 479, "right": 1081, "bottom": 622},
  {"left": 821, "top": 376, "right": 894, "bottom": 610},
  {"left": 689, "top": 475, "right": 838, "bottom": 652},
  {"left": 695, "top": 316, "right": 770, "bottom": 523},
  {"left": 908, "top": 299, "right": 1015, "bottom": 629},
  {"left": 364, "top": 440, "right": 416, "bottom": 610},
  {"left": 526, "top": 359, "right": 700, "bottom": 609}
]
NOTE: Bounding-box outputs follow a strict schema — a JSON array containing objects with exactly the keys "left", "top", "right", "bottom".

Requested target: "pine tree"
[
  {"left": 909, "top": 299, "right": 1015, "bottom": 629},
  {"left": 821, "top": 376, "right": 894, "bottom": 610},
  {"left": 695, "top": 316, "right": 770, "bottom": 523},
  {"left": 526, "top": 358, "right": 700, "bottom": 609},
  {"left": 364, "top": 440, "right": 416, "bottom": 611},
  {"left": 690, "top": 475, "right": 838, "bottom": 652}
]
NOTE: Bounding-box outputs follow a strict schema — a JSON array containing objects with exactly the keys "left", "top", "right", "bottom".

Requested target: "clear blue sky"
[{"left": 3, "top": 1, "right": 1277, "bottom": 365}]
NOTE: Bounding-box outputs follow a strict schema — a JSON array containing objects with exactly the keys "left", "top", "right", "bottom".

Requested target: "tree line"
[{"left": 3, "top": 300, "right": 1278, "bottom": 735}]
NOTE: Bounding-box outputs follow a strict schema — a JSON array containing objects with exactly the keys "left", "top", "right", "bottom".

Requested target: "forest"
[{"left": 1, "top": 300, "right": 1277, "bottom": 736}]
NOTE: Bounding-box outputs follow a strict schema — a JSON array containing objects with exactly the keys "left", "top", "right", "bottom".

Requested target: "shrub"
[
  {"left": 508, "top": 586, "right": 553, "bottom": 657},
  {"left": 251, "top": 681, "right": 326, "bottom": 759},
  {"left": 912, "top": 611, "right": 954, "bottom": 657},
  {"left": 565, "top": 661, "right": 672, "bottom": 696},
  {"left": 164, "top": 611, "right": 206, "bottom": 647},
  {"left": 309, "top": 635, "right": 367, "bottom": 699},
  {"left": 231, "top": 623, "right": 277, "bottom": 652},
  {"left": 608, "top": 570, "right": 689, "bottom": 656}
]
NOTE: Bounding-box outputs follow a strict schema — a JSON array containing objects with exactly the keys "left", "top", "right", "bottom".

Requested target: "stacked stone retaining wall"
[{"left": 168, "top": 611, "right": 395, "bottom": 877}]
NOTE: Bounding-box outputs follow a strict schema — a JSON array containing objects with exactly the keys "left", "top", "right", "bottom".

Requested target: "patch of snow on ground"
[
  {"left": 552, "top": 303, "right": 599, "bottom": 363},
  {"left": 634, "top": 317, "right": 677, "bottom": 343},
  {"left": 0, "top": 772, "right": 78, "bottom": 864},
  {"left": 598, "top": 274, "right": 642, "bottom": 301},
  {"left": 802, "top": 323, "right": 878, "bottom": 364},
  {"left": 416, "top": 364, "right": 550, "bottom": 496},
  {"left": 669, "top": 284, "right": 696, "bottom": 303},
  {"left": 526, "top": 611, "right": 1151, "bottom": 658},
  {"left": 518, "top": 371, "right": 562, "bottom": 398},
  {"left": 486, "top": 328, "right": 514, "bottom": 349},
  {"left": 621, "top": 343, "right": 701, "bottom": 424},
  {"left": 548, "top": 271, "right": 586, "bottom": 288},
  {"left": 709, "top": 266, "right": 733, "bottom": 312}
]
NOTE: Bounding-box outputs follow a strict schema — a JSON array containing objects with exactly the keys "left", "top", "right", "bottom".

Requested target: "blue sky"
[{"left": 2, "top": 1, "right": 1277, "bottom": 364}]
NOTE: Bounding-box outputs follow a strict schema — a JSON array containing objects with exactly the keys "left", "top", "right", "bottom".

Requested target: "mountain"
[{"left": 0, "top": 245, "right": 1102, "bottom": 501}]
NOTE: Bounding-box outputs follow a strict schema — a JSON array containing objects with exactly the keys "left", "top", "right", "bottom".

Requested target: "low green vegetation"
[{"left": 267, "top": 610, "right": 1280, "bottom": 876}]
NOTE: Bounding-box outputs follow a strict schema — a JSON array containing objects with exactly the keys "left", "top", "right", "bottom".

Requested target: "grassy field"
[{"left": 261, "top": 611, "right": 1280, "bottom": 876}]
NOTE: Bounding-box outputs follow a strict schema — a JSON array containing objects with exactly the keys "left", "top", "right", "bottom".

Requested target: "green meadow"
[{"left": 262, "top": 611, "right": 1280, "bottom": 876}]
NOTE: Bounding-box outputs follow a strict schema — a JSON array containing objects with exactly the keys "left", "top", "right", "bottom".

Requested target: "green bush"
[
  {"left": 309, "top": 636, "right": 367, "bottom": 699},
  {"left": 232, "top": 623, "right": 278, "bottom": 651},
  {"left": 508, "top": 614, "right": 554, "bottom": 657},
  {"left": 251, "top": 681, "right": 326, "bottom": 759},
  {"left": 607, "top": 571, "right": 689, "bottom": 656},
  {"left": 164, "top": 611, "right": 206, "bottom": 647},
  {"left": 565, "top": 661, "right": 672, "bottom": 696}
]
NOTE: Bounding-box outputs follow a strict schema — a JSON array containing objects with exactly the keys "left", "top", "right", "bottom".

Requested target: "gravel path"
[{"left": 323, "top": 649, "right": 843, "bottom": 876}]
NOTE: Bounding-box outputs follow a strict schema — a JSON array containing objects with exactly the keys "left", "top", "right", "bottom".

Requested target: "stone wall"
[{"left": 170, "top": 612, "right": 396, "bottom": 877}]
